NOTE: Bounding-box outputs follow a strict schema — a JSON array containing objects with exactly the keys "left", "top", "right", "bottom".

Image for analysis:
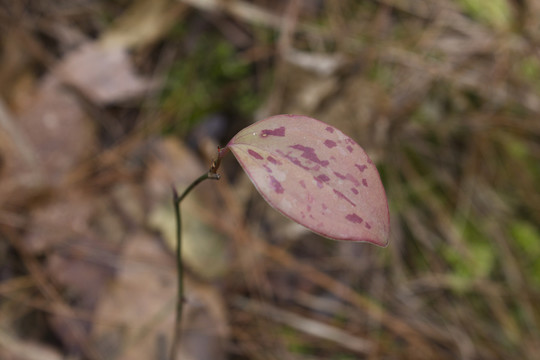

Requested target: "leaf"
[
  {"left": 226, "top": 114, "right": 390, "bottom": 246},
  {"left": 56, "top": 43, "right": 155, "bottom": 104}
]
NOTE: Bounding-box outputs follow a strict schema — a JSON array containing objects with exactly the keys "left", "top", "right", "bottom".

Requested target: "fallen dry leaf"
[
  {"left": 23, "top": 190, "right": 95, "bottom": 254},
  {"left": 0, "top": 75, "right": 97, "bottom": 206},
  {"left": 91, "top": 232, "right": 228, "bottom": 360},
  {"left": 0, "top": 328, "right": 62, "bottom": 360},
  {"left": 55, "top": 42, "right": 155, "bottom": 105}
]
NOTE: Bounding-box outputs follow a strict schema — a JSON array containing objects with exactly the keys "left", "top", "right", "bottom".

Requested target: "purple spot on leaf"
[
  {"left": 355, "top": 164, "right": 367, "bottom": 172},
  {"left": 270, "top": 176, "right": 284, "bottom": 194},
  {"left": 351, "top": 188, "right": 358, "bottom": 195},
  {"left": 276, "top": 150, "right": 312, "bottom": 171},
  {"left": 248, "top": 149, "right": 263, "bottom": 160},
  {"left": 267, "top": 156, "right": 281, "bottom": 165},
  {"left": 326, "top": 126, "right": 334, "bottom": 133},
  {"left": 333, "top": 189, "right": 356, "bottom": 207},
  {"left": 299, "top": 180, "right": 306, "bottom": 189},
  {"left": 346, "top": 214, "right": 363, "bottom": 224},
  {"left": 324, "top": 139, "right": 337, "bottom": 148},
  {"left": 290, "top": 144, "right": 329, "bottom": 167},
  {"left": 362, "top": 179, "right": 368, "bottom": 187},
  {"left": 261, "top": 126, "right": 285, "bottom": 137},
  {"left": 322, "top": 203, "right": 328, "bottom": 210},
  {"left": 335, "top": 171, "right": 359, "bottom": 187},
  {"left": 316, "top": 174, "right": 330, "bottom": 182},
  {"left": 314, "top": 177, "right": 324, "bottom": 189},
  {"left": 263, "top": 165, "right": 272, "bottom": 173},
  {"left": 346, "top": 145, "right": 353, "bottom": 153},
  {"left": 365, "top": 222, "right": 372, "bottom": 229},
  {"left": 289, "top": 156, "right": 310, "bottom": 170}
]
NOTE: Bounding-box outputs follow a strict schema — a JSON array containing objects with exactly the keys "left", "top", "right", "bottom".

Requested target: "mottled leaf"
[{"left": 226, "top": 114, "right": 390, "bottom": 246}]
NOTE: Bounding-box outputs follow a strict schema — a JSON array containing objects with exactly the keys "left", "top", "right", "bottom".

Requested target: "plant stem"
[{"left": 169, "top": 171, "right": 220, "bottom": 360}]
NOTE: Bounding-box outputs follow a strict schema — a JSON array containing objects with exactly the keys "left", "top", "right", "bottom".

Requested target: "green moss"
[
  {"left": 512, "top": 221, "right": 540, "bottom": 255},
  {"left": 469, "top": 240, "right": 496, "bottom": 278},
  {"left": 500, "top": 132, "right": 540, "bottom": 180},
  {"left": 160, "top": 36, "right": 263, "bottom": 135},
  {"left": 511, "top": 221, "right": 540, "bottom": 286},
  {"left": 456, "top": 0, "right": 512, "bottom": 30},
  {"left": 443, "top": 216, "right": 495, "bottom": 285},
  {"left": 367, "top": 62, "right": 393, "bottom": 88},
  {"left": 515, "top": 56, "right": 540, "bottom": 93},
  {"left": 518, "top": 57, "right": 540, "bottom": 79},
  {"left": 281, "top": 326, "right": 315, "bottom": 355}
]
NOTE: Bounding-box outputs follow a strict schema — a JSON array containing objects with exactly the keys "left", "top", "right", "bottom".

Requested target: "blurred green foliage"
[
  {"left": 517, "top": 56, "right": 540, "bottom": 80},
  {"left": 444, "top": 216, "right": 495, "bottom": 282},
  {"left": 456, "top": 0, "right": 511, "bottom": 29},
  {"left": 511, "top": 221, "right": 540, "bottom": 286},
  {"left": 160, "top": 33, "right": 262, "bottom": 135},
  {"left": 282, "top": 326, "right": 315, "bottom": 355}
]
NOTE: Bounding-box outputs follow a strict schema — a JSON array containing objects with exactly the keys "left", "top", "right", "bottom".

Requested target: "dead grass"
[{"left": 1, "top": 0, "right": 540, "bottom": 359}]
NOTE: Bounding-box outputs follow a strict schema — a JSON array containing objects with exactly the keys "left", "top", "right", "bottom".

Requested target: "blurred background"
[{"left": 1, "top": 0, "right": 540, "bottom": 359}]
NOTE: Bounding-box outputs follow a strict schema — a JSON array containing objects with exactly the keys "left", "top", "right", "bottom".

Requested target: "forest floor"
[{"left": 1, "top": 1, "right": 540, "bottom": 359}]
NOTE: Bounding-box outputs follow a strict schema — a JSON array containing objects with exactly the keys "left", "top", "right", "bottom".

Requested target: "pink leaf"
[{"left": 226, "top": 114, "right": 390, "bottom": 246}]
